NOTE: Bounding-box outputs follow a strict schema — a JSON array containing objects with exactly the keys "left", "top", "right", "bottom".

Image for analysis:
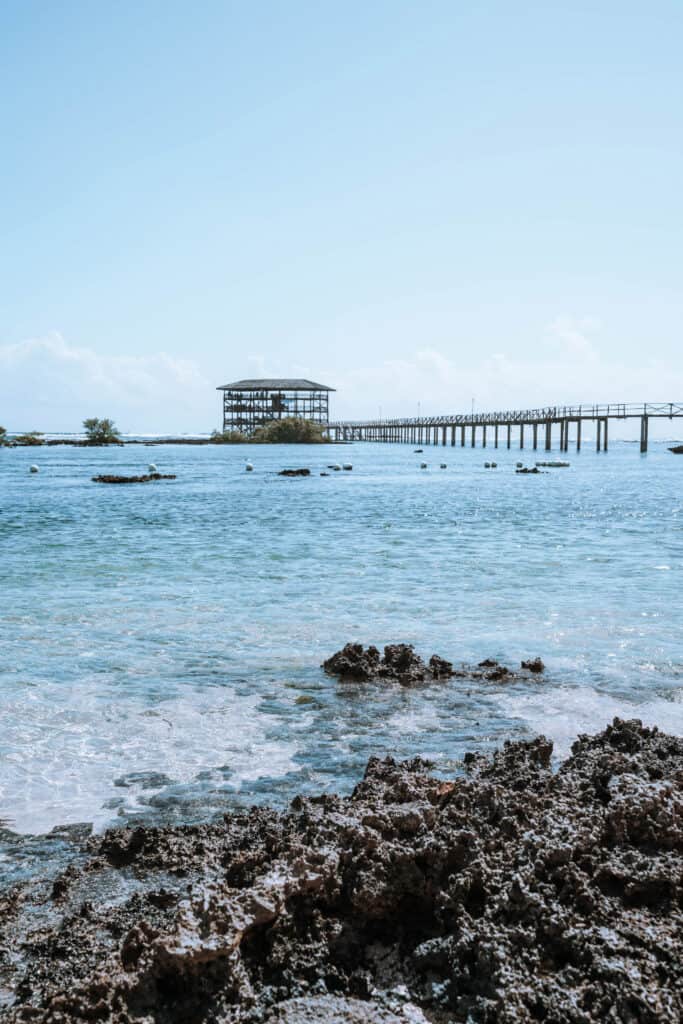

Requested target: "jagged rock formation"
[
  {"left": 322, "top": 643, "right": 454, "bottom": 684},
  {"left": 1, "top": 719, "right": 682, "bottom": 1022},
  {"left": 322, "top": 645, "right": 545, "bottom": 686}
]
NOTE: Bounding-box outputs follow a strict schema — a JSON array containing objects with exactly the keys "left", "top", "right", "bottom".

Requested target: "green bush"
[
  {"left": 210, "top": 429, "right": 249, "bottom": 443},
  {"left": 252, "top": 418, "right": 328, "bottom": 443},
  {"left": 83, "top": 417, "right": 121, "bottom": 444},
  {"left": 14, "top": 431, "right": 44, "bottom": 446}
]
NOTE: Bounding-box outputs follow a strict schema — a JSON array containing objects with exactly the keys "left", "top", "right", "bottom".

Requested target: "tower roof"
[{"left": 217, "top": 378, "right": 334, "bottom": 392}]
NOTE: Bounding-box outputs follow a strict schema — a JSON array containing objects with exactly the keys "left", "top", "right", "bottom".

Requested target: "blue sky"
[{"left": 1, "top": 1, "right": 682, "bottom": 432}]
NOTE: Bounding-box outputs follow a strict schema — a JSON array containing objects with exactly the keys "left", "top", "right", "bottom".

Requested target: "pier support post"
[
  {"left": 603, "top": 418, "right": 608, "bottom": 452},
  {"left": 494, "top": 424, "right": 499, "bottom": 448},
  {"left": 482, "top": 425, "right": 487, "bottom": 448},
  {"left": 576, "top": 419, "right": 581, "bottom": 451},
  {"left": 545, "top": 421, "right": 552, "bottom": 450},
  {"left": 596, "top": 419, "right": 601, "bottom": 452},
  {"left": 471, "top": 425, "right": 476, "bottom": 447},
  {"left": 533, "top": 423, "right": 538, "bottom": 449},
  {"left": 451, "top": 424, "right": 455, "bottom": 446},
  {"left": 640, "top": 415, "right": 649, "bottom": 453},
  {"left": 442, "top": 425, "right": 447, "bottom": 446},
  {"left": 507, "top": 424, "right": 511, "bottom": 449},
  {"left": 461, "top": 424, "right": 465, "bottom": 447},
  {"left": 520, "top": 424, "right": 524, "bottom": 449}
]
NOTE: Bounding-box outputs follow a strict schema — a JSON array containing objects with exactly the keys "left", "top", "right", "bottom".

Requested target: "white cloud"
[
  {"left": 1, "top": 321, "right": 681, "bottom": 437},
  {"left": 545, "top": 315, "right": 600, "bottom": 359},
  {"left": 0, "top": 333, "right": 214, "bottom": 433},
  {"left": 330, "top": 317, "right": 683, "bottom": 429}
]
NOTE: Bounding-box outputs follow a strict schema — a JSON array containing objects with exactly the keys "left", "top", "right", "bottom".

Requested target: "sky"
[{"left": 1, "top": 1, "right": 682, "bottom": 433}]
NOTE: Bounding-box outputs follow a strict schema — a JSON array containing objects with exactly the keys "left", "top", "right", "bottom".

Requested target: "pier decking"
[{"left": 326, "top": 403, "right": 683, "bottom": 452}]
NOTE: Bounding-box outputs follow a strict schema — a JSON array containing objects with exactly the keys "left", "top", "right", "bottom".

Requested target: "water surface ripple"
[{"left": 0, "top": 441, "right": 681, "bottom": 878}]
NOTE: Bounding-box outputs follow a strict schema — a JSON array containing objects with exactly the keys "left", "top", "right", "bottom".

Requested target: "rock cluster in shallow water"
[
  {"left": 92, "top": 473, "right": 177, "bottom": 484},
  {"left": 1, "top": 718, "right": 682, "bottom": 1023},
  {"left": 322, "top": 643, "right": 455, "bottom": 684},
  {"left": 323, "top": 644, "right": 544, "bottom": 685}
]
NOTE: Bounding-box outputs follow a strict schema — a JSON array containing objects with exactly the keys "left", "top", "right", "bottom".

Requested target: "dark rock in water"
[
  {"left": 428, "top": 653, "right": 454, "bottom": 677},
  {"left": 3, "top": 718, "right": 683, "bottom": 1022},
  {"left": 381, "top": 642, "right": 426, "bottom": 678},
  {"left": 323, "top": 643, "right": 453, "bottom": 684},
  {"left": 515, "top": 466, "right": 544, "bottom": 474},
  {"left": 322, "top": 642, "right": 382, "bottom": 679},
  {"left": 474, "top": 657, "right": 546, "bottom": 683},
  {"left": 320, "top": 472, "right": 330, "bottom": 476},
  {"left": 521, "top": 656, "right": 545, "bottom": 673},
  {"left": 92, "top": 473, "right": 176, "bottom": 484},
  {"left": 485, "top": 664, "right": 510, "bottom": 681},
  {"left": 669, "top": 445, "right": 683, "bottom": 454},
  {"left": 413, "top": 449, "right": 423, "bottom": 453},
  {"left": 323, "top": 648, "right": 544, "bottom": 687},
  {"left": 278, "top": 468, "right": 311, "bottom": 476}
]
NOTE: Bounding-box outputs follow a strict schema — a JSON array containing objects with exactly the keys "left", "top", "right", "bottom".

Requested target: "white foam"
[
  {"left": 0, "top": 682, "right": 299, "bottom": 834},
  {"left": 387, "top": 703, "right": 443, "bottom": 736},
  {"left": 496, "top": 685, "right": 683, "bottom": 758}
]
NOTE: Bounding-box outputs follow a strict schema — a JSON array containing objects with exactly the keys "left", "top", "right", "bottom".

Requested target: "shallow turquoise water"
[{"left": 0, "top": 440, "right": 682, "bottom": 877}]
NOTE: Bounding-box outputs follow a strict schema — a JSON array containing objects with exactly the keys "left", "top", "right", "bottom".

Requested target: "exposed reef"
[
  {"left": 322, "top": 644, "right": 544, "bottom": 685},
  {"left": 92, "top": 473, "right": 177, "bottom": 484},
  {"left": 322, "top": 643, "right": 454, "bottom": 684},
  {"left": 2, "top": 718, "right": 682, "bottom": 1022}
]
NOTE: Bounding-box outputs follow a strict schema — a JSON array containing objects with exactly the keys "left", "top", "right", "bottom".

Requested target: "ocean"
[{"left": 0, "top": 439, "right": 681, "bottom": 884}]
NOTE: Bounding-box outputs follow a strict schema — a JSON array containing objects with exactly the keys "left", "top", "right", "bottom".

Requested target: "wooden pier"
[{"left": 325, "top": 403, "right": 683, "bottom": 453}]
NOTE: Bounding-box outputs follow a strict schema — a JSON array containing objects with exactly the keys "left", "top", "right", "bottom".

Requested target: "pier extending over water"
[{"left": 326, "top": 402, "right": 683, "bottom": 452}]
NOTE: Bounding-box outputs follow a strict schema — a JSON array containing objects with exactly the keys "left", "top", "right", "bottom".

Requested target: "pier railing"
[
  {"left": 328, "top": 402, "right": 683, "bottom": 429},
  {"left": 326, "top": 402, "right": 683, "bottom": 453}
]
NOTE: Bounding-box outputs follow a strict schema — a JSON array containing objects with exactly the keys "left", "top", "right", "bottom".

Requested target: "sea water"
[{"left": 0, "top": 440, "right": 681, "bottom": 883}]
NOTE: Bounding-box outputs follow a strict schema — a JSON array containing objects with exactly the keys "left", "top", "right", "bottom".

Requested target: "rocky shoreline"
[{"left": 1, "top": 718, "right": 681, "bottom": 1023}]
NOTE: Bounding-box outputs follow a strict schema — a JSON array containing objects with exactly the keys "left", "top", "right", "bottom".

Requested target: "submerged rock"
[
  {"left": 2, "top": 718, "right": 682, "bottom": 1022},
  {"left": 278, "top": 468, "right": 311, "bottom": 477},
  {"left": 521, "top": 656, "right": 545, "bottom": 673}
]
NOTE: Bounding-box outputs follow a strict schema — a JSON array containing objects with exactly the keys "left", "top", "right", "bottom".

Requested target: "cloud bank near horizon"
[
  {"left": 0, "top": 323, "right": 681, "bottom": 436},
  {"left": 0, "top": 333, "right": 214, "bottom": 434}
]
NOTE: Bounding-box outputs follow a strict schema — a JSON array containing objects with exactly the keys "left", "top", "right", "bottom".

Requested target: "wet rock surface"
[
  {"left": 323, "top": 646, "right": 544, "bottom": 686},
  {"left": 521, "top": 656, "right": 545, "bottom": 674},
  {"left": 277, "top": 469, "right": 311, "bottom": 477},
  {"left": 322, "top": 644, "right": 454, "bottom": 684},
  {"left": 1, "top": 718, "right": 682, "bottom": 1022}
]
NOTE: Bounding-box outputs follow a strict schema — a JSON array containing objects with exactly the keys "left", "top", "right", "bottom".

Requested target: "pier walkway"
[{"left": 326, "top": 402, "right": 683, "bottom": 452}]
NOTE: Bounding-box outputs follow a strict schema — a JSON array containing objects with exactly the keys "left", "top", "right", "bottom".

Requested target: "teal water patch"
[{"left": 0, "top": 441, "right": 681, "bottom": 874}]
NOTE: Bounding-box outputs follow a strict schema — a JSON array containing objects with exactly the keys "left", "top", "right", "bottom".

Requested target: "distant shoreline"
[{"left": 2, "top": 437, "right": 352, "bottom": 447}]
